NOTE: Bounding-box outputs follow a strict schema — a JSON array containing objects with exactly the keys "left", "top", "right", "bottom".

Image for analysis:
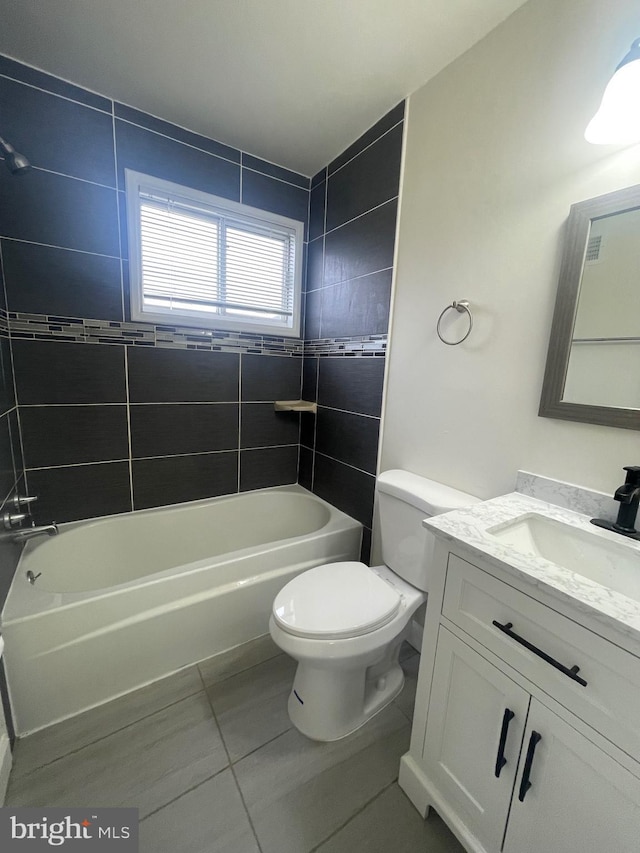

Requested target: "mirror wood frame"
[{"left": 539, "top": 183, "right": 640, "bottom": 431}]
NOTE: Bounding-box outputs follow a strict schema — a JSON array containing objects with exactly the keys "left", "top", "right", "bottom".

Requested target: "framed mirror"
[{"left": 539, "top": 183, "right": 640, "bottom": 430}]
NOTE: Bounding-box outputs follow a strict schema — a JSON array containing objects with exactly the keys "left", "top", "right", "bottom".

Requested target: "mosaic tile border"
[
  {"left": 304, "top": 335, "right": 387, "bottom": 356},
  {"left": 4, "top": 313, "right": 387, "bottom": 356},
  {"left": 7, "top": 312, "right": 303, "bottom": 356}
]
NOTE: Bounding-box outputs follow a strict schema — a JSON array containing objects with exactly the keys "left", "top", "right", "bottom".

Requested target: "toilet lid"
[{"left": 272, "top": 562, "right": 401, "bottom": 640}]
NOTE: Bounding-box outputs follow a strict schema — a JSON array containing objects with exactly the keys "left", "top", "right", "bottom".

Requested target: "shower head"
[{"left": 0, "top": 135, "right": 31, "bottom": 175}]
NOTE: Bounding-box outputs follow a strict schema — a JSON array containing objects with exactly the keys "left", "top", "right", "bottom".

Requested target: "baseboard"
[
  {"left": 0, "top": 734, "right": 12, "bottom": 805},
  {"left": 399, "top": 754, "right": 432, "bottom": 816},
  {"left": 398, "top": 754, "right": 486, "bottom": 853}
]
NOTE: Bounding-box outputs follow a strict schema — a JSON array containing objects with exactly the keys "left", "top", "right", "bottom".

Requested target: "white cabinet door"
[
  {"left": 423, "top": 627, "right": 530, "bottom": 853},
  {"left": 504, "top": 698, "right": 640, "bottom": 853}
]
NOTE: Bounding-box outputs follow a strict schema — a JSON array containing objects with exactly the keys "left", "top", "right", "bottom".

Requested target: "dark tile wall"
[
  {"left": 14, "top": 339, "right": 302, "bottom": 524},
  {"left": 0, "top": 247, "right": 23, "bottom": 744},
  {"left": 0, "top": 315, "right": 22, "bottom": 612},
  {"left": 301, "top": 104, "right": 405, "bottom": 563},
  {"left": 0, "top": 54, "right": 308, "bottom": 526},
  {"left": 0, "top": 53, "right": 405, "bottom": 575}
]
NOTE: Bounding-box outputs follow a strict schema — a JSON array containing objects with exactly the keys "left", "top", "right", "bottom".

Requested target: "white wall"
[{"left": 381, "top": 0, "right": 640, "bottom": 501}]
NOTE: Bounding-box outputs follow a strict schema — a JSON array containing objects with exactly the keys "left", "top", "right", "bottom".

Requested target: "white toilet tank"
[{"left": 377, "top": 470, "right": 480, "bottom": 591}]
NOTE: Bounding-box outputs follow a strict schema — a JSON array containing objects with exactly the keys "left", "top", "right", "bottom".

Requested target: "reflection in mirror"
[
  {"left": 563, "top": 208, "right": 640, "bottom": 409},
  {"left": 539, "top": 183, "right": 640, "bottom": 430}
]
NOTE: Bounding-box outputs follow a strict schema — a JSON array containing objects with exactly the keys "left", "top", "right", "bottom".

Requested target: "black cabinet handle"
[
  {"left": 492, "top": 620, "right": 587, "bottom": 687},
  {"left": 518, "top": 731, "right": 542, "bottom": 802},
  {"left": 494, "top": 707, "right": 515, "bottom": 778}
]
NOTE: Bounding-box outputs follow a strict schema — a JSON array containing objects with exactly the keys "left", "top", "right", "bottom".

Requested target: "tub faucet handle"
[
  {"left": 12, "top": 494, "right": 38, "bottom": 511},
  {"left": 2, "top": 511, "right": 27, "bottom": 530}
]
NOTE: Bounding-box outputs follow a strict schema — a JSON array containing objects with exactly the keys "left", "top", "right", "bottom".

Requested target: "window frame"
[{"left": 125, "top": 169, "right": 304, "bottom": 338}]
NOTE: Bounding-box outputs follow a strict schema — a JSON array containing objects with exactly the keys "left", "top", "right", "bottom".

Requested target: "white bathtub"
[{"left": 1, "top": 485, "right": 362, "bottom": 734}]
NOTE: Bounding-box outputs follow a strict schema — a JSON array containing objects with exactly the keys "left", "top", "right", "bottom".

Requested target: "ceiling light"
[{"left": 585, "top": 38, "right": 640, "bottom": 144}]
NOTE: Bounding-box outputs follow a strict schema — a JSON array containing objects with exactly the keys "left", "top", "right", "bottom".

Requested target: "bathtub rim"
[{"left": 1, "top": 485, "right": 362, "bottom": 626}]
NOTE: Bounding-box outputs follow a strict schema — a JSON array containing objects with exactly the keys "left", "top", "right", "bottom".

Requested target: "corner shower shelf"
[{"left": 274, "top": 400, "right": 317, "bottom": 413}]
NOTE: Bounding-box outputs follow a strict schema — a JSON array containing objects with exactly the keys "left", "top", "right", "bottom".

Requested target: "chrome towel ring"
[{"left": 436, "top": 300, "right": 473, "bottom": 345}]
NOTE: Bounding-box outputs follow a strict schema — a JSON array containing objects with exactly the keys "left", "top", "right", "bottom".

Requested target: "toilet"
[{"left": 269, "top": 469, "right": 480, "bottom": 741}]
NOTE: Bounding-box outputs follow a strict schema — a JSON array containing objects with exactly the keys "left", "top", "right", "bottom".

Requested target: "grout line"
[
  {"left": 24, "top": 444, "right": 299, "bottom": 472},
  {"left": 196, "top": 651, "right": 283, "bottom": 691},
  {"left": 237, "top": 355, "right": 242, "bottom": 493},
  {"left": 25, "top": 459, "right": 130, "bottom": 472},
  {"left": 28, "top": 164, "right": 117, "bottom": 191},
  {"left": 0, "top": 72, "right": 112, "bottom": 115},
  {"left": 307, "top": 780, "right": 398, "bottom": 853},
  {"left": 323, "top": 195, "right": 398, "bottom": 238},
  {"left": 322, "top": 173, "right": 328, "bottom": 237},
  {"left": 319, "top": 176, "right": 328, "bottom": 330},
  {"left": 240, "top": 443, "right": 300, "bottom": 452},
  {"left": 20, "top": 403, "right": 127, "bottom": 408},
  {"left": 111, "top": 101, "right": 127, "bottom": 325},
  {"left": 0, "top": 457, "right": 21, "bottom": 507},
  {"left": 241, "top": 164, "right": 309, "bottom": 193},
  {"left": 316, "top": 403, "right": 381, "bottom": 421},
  {"left": 13, "top": 686, "right": 204, "bottom": 780},
  {"left": 310, "top": 357, "right": 320, "bottom": 491},
  {"left": 0, "top": 236, "right": 121, "bottom": 261},
  {"left": 4, "top": 409, "right": 19, "bottom": 494},
  {"left": 123, "top": 347, "right": 134, "bottom": 511},
  {"left": 198, "top": 669, "right": 265, "bottom": 853},
  {"left": 306, "top": 172, "right": 312, "bottom": 251},
  {"left": 393, "top": 699, "right": 414, "bottom": 725},
  {"left": 138, "top": 765, "right": 232, "bottom": 823},
  {"left": 296, "top": 352, "right": 303, "bottom": 483},
  {"left": 313, "top": 449, "right": 376, "bottom": 478},
  {"left": 114, "top": 116, "right": 241, "bottom": 174},
  {"left": 327, "top": 118, "right": 404, "bottom": 179},
  {"left": 0, "top": 242, "right": 26, "bottom": 486},
  {"left": 304, "top": 265, "right": 393, "bottom": 293},
  {"left": 242, "top": 150, "right": 312, "bottom": 187},
  {"left": 229, "top": 754, "right": 265, "bottom": 851},
  {"left": 17, "top": 401, "right": 245, "bottom": 407},
  {"left": 229, "top": 724, "right": 293, "bottom": 767},
  {"left": 310, "top": 167, "right": 326, "bottom": 191}
]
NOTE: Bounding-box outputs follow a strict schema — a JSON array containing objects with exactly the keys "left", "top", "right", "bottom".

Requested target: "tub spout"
[{"left": 10, "top": 523, "right": 59, "bottom": 542}]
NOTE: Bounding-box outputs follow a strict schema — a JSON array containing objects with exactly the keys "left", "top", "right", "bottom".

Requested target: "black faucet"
[{"left": 591, "top": 466, "right": 640, "bottom": 540}]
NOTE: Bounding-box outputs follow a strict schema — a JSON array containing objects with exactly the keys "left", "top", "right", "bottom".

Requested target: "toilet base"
[{"left": 286, "top": 637, "right": 406, "bottom": 741}]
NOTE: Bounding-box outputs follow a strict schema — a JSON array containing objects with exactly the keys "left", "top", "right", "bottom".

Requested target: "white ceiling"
[{"left": 0, "top": 0, "right": 528, "bottom": 176}]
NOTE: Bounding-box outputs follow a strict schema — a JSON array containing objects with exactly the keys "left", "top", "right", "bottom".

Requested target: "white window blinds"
[{"left": 126, "top": 171, "right": 303, "bottom": 336}]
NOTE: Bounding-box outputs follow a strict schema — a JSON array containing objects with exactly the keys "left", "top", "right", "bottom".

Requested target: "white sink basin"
[{"left": 487, "top": 513, "right": 640, "bottom": 602}]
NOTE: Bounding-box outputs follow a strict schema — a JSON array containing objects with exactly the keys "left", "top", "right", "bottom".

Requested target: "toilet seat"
[{"left": 272, "top": 561, "right": 401, "bottom": 640}]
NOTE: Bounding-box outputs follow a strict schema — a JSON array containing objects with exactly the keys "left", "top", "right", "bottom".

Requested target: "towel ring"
[{"left": 436, "top": 300, "right": 473, "bottom": 345}]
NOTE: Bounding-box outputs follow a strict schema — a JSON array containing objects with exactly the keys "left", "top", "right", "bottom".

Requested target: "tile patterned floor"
[{"left": 6, "top": 637, "right": 464, "bottom": 853}]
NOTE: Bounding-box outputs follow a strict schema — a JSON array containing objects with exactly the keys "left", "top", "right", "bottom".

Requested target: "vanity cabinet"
[
  {"left": 423, "top": 627, "right": 529, "bottom": 852},
  {"left": 400, "top": 548, "right": 640, "bottom": 853},
  {"left": 502, "top": 700, "right": 640, "bottom": 853}
]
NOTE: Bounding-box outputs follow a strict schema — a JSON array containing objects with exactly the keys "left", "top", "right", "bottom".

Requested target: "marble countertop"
[{"left": 424, "top": 492, "right": 640, "bottom": 650}]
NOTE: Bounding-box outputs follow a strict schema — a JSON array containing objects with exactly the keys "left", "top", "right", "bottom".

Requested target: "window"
[{"left": 125, "top": 170, "right": 304, "bottom": 337}]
